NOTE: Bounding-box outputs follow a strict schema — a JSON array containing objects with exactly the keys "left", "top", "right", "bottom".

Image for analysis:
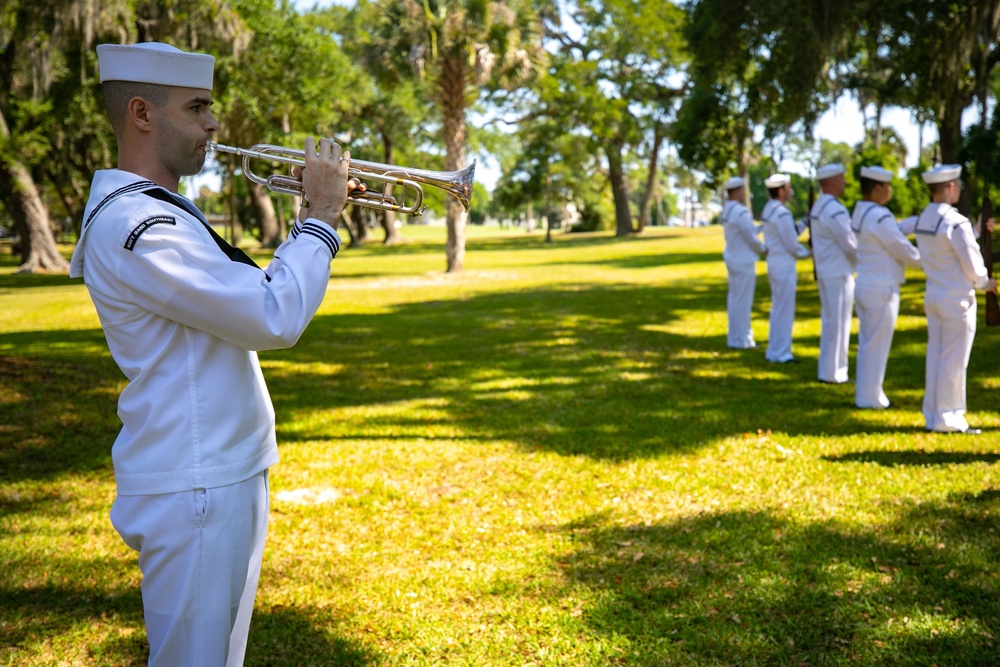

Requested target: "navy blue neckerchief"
[{"left": 141, "top": 188, "right": 263, "bottom": 272}]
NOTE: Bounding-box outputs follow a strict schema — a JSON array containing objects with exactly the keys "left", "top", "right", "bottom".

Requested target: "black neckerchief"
[{"left": 141, "top": 188, "right": 263, "bottom": 271}]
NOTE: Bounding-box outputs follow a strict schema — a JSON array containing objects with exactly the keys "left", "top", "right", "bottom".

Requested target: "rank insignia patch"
[{"left": 125, "top": 216, "right": 176, "bottom": 250}]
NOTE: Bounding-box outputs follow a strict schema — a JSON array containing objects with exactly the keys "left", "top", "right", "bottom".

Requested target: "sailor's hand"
[{"left": 295, "top": 137, "right": 349, "bottom": 224}]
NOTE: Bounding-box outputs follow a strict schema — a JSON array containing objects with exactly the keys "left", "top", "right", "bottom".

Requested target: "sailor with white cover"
[
  {"left": 809, "top": 163, "right": 857, "bottom": 383},
  {"left": 914, "top": 164, "right": 997, "bottom": 433},
  {"left": 850, "top": 165, "right": 921, "bottom": 409},
  {"left": 720, "top": 176, "right": 766, "bottom": 348},
  {"left": 761, "top": 173, "right": 811, "bottom": 363},
  {"left": 70, "top": 42, "right": 358, "bottom": 665}
]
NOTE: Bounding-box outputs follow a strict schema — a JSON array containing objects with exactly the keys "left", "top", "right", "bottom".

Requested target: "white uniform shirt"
[
  {"left": 761, "top": 199, "right": 810, "bottom": 263},
  {"left": 70, "top": 169, "right": 341, "bottom": 496},
  {"left": 721, "top": 199, "right": 765, "bottom": 263},
  {"left": 810, "top": 193, "right": 857, "bottom": 278},
  {"left": 914, "top": 203, "right": 990, "bottom": 294},
  {"left": 851, "top": 200, "right": 921, "bottom": 287}
]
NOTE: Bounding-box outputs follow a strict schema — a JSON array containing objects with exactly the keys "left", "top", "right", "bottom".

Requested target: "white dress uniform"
[
  {"left": 76, "top": 41, "right": 348, "bottom": 666},
  {"left": 722, "top": 195, "right": 766, "bottom": 348},
  {"left": 810, "top": 191, "right": 857, "bottom": 383},
  {"left": 762, "top": 194, "right": 811, "bottom": 362},
  {"left": 851, "top": 199, "right": 921, "bottom": 408},
  {"left": 915, "top": 196, "right": 990, "bottom": 432},
  {"left": 71, "top": 168, "right": 341, "bottom": 666}
]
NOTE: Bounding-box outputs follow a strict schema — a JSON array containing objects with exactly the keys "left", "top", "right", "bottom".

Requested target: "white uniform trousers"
[
  {"left": 111, "top": 470, "right": 270, "bottom": 667},
  {"left": 817, "top": 274, "right": 854, "bottom": 383},
  {"left": 726, "top": 259, "right": 757, "bottom": 348},
  {"left": 923, "top": 290, "right": 977, "bottom": 432},
  {"left": 766, "top": 260, "right": 798, "bottom": 362},
  {"left": 854, "top": 283, "right": 899, "bottom": 408}
]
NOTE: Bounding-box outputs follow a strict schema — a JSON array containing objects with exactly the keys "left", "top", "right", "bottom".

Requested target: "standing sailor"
[
  {"left": 721, "top": 176, "right": 766, "bottom": 349},
  {"left": 761, "top": 173, "right": 811, "bottom": 363},
  {"left": 915, "top": 164, "right": 997, "bottom": 433},
  {"left": 851, "top": 166, "right": 921, "bottom": 409},
  {"left": 809, "top": 163, "right": 857, "bottom": 383},
  {"left": 70, "top": 42, "right": 360, "bottom": 665}
]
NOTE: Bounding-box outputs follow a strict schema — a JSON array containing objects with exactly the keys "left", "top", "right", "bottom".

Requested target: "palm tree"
[{"left": 365, "top": 0, "right": 546, "bottom": 272}]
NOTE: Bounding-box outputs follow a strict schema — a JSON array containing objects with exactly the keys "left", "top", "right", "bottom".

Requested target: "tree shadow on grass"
[
  {"left": 536, "top": 492, "right": 1000, "bottom": 665},
  {"left": 0, "top": 580, "right": 376, "bottom": 667},
  {"left": 4, "top": 265, "right": 997, "bottom": 482},
  {"left": 245, "top": 605, "right": 378, "bottom": 667},
  {"left": 266, "top": 280, "right": 974, "bottom": 459},
  {"left": 0, "top": 347, "right": 120, "bottom": 483},
  {"left": 823, "top": 450, "right": 1000, "bottom": 467}
]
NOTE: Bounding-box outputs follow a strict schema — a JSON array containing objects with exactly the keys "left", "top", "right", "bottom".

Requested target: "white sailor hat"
[
  {"left": 723, "top": 176, "right": 745, "bottom": 191},
  {"left": 860, "top": 165, "right": 893, "bottom": 183},
  {"left": 921, "top": 164, "right": 962, "bottom": 185},
  {"left": 97, "top": 42, "right": 215, "bottom": 90},
  {"left": 764, "top": 173, "right": 790, "bottom": 189},
  {"left": 816, "top": 163, "right": 845, "bottom": 180}
]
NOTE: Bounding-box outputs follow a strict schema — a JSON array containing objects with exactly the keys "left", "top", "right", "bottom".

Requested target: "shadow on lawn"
[
  {"left": 824, "top": 450, "right": 1000, "bottom": 467},
  {"left": 3, "top": 265, "right": 997, "bottom": 483},
  {"left": 0, "top": 581, "right": 375, "bottom": 666},
  {"left": 0, "top": 346, "right": 121, "bottom": 483},
  {"left": 265, "top": 278, "right": 979, "bottom": 459},
  {"left": 543, "top": 493, "right": 1000, "bottom": 665}
]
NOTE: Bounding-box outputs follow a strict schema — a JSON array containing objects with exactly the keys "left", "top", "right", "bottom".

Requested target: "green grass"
[{"left": 2, "top": 223, "right": 1000, "bottom": 666}]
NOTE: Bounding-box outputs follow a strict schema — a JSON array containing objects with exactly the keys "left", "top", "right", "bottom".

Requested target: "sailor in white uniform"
[
  {"left": 70, "top": 43, "right": 361, "bottom": 666},
  {"left": 761, "top": 173, "right": 811, "bottom": 363},
  {"left": 721, "top": 176, "right": 766, "bottom": 348},
  {"left": 851, "top": 166, "right": 921, "bottom": 409},
  {"left": 914, "top": 164, "right": 997, "bottom": 434},
  {"left": 809, "top": 163, "right": 857, "bottom": 383}
]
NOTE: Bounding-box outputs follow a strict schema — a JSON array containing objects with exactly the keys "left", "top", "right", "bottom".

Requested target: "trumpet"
[{"left": 207, "top": 140, "right": 475, "bottom": 216}]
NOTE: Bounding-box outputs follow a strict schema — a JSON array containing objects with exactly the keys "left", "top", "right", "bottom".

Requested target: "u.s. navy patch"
[{"left": 125, "top": 216, "right": 176, "bottom": 250}]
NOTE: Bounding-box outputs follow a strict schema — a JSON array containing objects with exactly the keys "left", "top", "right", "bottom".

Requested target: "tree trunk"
[
  {"left": 380, "top": 134, "right": 401, "bottom": 245},
  {"left": 606, "top": 142, "right": 633, "bottom": 236},
  {"left": 441, "top": 54, "right": 468, "bottom": 273},
  {"left": 937, "top": 96, "right": 965, "bottom": 164},
  {"left": 874, "top": 102, "right": 883, "bottom": 149},
  {"left": 227, "top": 171, "right": 243, "bottom": 245},
  {"left": 249, "top": 182, "right": 280, "bottom": 248},
  {"left": 339, "top": 209, "right": 359, "bottom": 246},
  {"left": 4, "top": 159, "right": 67, "bottom": 274},
  {"left": 638, "top": 126, "right": 665, "bottom": 233},
  {"left": 350, "top": 205, "right": 369, "bottom": 246},
  {"left": 0, "top": 107, "right": 67, "bottom": 273}
]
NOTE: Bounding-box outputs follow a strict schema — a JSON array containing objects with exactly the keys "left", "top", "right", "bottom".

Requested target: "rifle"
[
  {"left": 979, "top": 184, "right": 1000, "bottom": 326},
  {"left": 807, "top": 181, "right": 817, "bottom": 280}
]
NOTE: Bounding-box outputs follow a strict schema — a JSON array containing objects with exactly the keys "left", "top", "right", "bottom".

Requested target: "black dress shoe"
[{"left": 781, "top": 357, "right": 800, "bottom": 364}]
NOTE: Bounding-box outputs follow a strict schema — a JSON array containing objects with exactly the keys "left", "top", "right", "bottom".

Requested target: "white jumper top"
[
  {"left": 809, "top": 193, "right": 857, "bottom": 279},
  {"left": 71, "top": 169, "right": 341, "bottom": 495},
  {"left": 761, "top": 199, "right": 810, "bottom": 265},
  {"left": 914, "top": 203, "right": 990, "bottom": 295},
  {"left": 721, "top": 199, "right": 765, "bottom": 263},
  {"left": 851, "top": 201, "right": 921, "bottom": 287}
]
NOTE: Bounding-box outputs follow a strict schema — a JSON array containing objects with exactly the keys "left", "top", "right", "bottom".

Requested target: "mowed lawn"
[{"left": 2, "top": 223, "right": 1000, "bottom": 666}]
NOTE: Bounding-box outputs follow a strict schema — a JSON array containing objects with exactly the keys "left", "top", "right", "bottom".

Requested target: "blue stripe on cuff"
[{"left": 301, "top": 221, "right": 341, "bottom": 257}]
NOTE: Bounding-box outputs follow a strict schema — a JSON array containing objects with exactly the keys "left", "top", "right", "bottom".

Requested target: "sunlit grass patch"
[{"left": 4, "top": 226, "right": 1000, "bottom": 665}]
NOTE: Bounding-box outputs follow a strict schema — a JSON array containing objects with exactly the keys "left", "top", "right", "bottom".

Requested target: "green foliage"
[
  {"left": 466, "top": 181, "right": 491, "bottom": 224},
  {"left": 847, "top": 143, "right": 926, "bottom": 218},
  {"left": 675, "top": 0, "right": 854, "bottom": 179},
  {"left": 522, "top": 0, "right": 687, "bottom": 233}
]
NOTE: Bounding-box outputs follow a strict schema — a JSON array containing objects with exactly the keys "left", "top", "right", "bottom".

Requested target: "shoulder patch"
[{"left": 124, "top": 216, "right": 176, "bottom": 250}]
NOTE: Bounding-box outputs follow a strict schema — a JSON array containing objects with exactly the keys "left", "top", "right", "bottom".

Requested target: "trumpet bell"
[{"left": 207, "top": 140, "right": 476, "bottom": 216}]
